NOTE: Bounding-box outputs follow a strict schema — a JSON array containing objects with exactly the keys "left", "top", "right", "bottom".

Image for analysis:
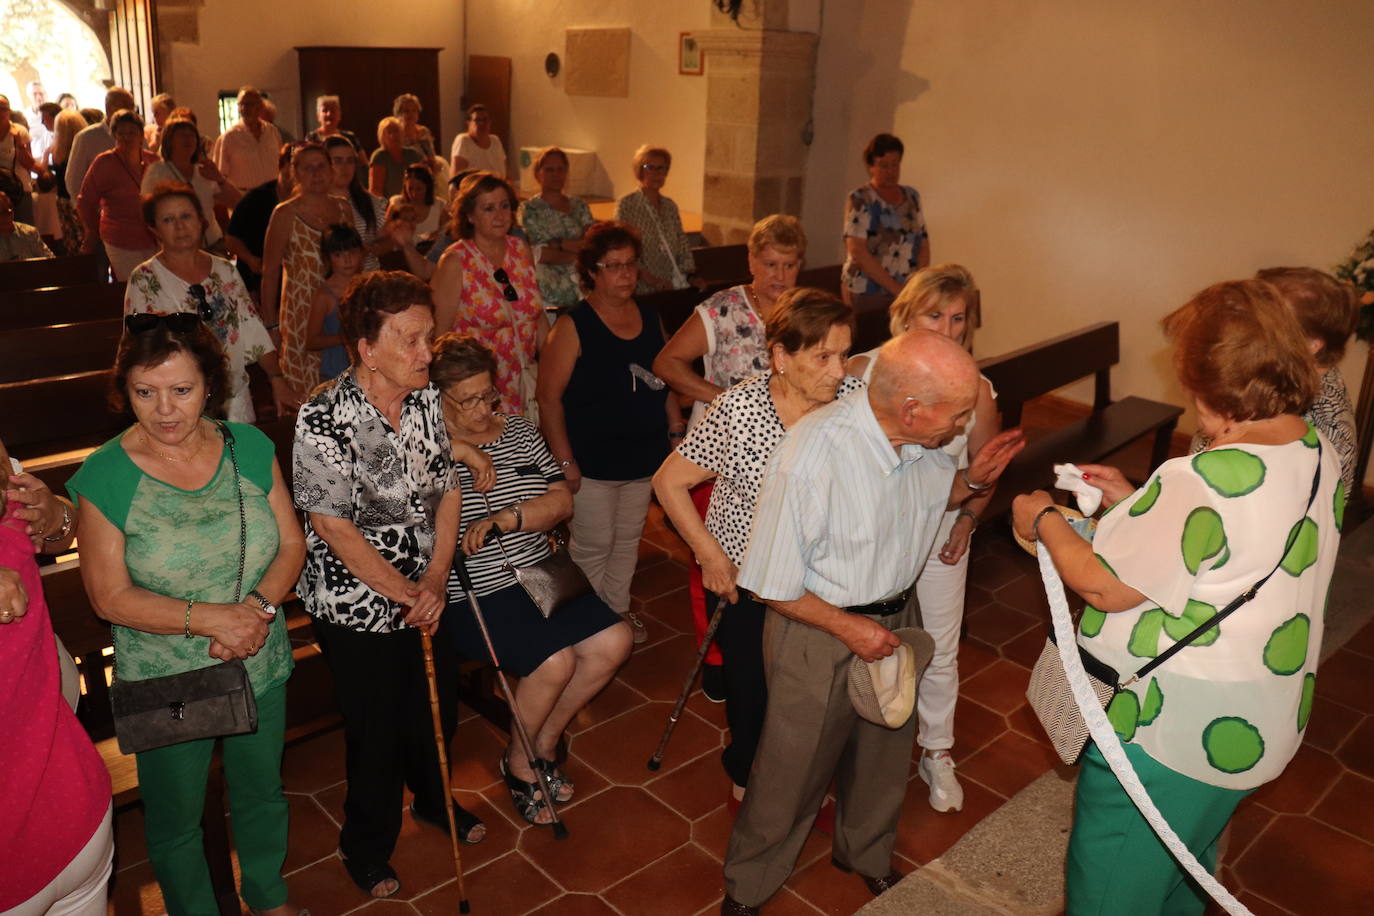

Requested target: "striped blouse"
[{"left": 445, "top": 415, "right": 567, "bottom": 598}]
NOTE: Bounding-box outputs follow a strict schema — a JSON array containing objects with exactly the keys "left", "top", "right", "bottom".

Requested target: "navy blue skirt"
[{"left": 442, "top": 582, "right": 623, "bottom": 677}]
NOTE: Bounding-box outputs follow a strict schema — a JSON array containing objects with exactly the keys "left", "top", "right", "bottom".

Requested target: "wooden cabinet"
[{"left": 296, "top": 46, "right": 442, "bottom": 154}]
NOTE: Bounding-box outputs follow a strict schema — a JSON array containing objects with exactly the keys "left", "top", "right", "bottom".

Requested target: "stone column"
[{"left": 693, "top": 27, "right": 818, "bottom": 245}]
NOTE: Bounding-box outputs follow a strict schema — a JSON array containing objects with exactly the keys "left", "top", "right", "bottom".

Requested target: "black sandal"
[
  {"left": 409, "top": 800, "right": 486, "bottom": 845},
  {"left": 500, "top": 751, "right": 553, "bottom": 825},
  {"left": 534, "top": 758, "right": 574, "bottom": 804},
  {"left": 339, "top": 855, "right": 400, "bottom": 899}
]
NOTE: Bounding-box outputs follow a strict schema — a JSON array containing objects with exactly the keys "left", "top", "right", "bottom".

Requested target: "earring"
[{"left": 777, "top": 366, "right": 785, "bottom": 376}]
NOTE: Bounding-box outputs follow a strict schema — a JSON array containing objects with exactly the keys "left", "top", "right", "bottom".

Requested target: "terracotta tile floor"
[{"left": 106, "top": 506, "right": 1374, "bottom": 916}]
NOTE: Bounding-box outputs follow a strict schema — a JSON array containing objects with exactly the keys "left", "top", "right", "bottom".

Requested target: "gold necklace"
[{"left": 141, "top": 421, "right": 206, "bottom": 463}]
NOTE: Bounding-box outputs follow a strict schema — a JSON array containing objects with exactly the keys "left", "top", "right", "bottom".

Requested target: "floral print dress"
[
  {"left": 841, "top": 184, "right": 928, "bottom": 297},
  {"left": 446, "top": 235, "right": 544, "bottom": 415},
  {"left": 519, "top": 194, "right": 594, "bottom": 309},
  {"left": 125, "top": 255, "right": 275, "bottom": 422}
]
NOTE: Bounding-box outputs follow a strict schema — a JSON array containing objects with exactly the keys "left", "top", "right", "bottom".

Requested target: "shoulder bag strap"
[
  {"left": 478, "top": 490, "right": 518, "bottom": 571},
  {"left": 218, "top": 422, "right": 247, "bottom": 601},
  {"left": 1124, "top": 441, "right": 1321, "bottom": 687}
]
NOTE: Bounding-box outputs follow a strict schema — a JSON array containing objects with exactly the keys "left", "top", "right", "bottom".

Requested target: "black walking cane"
[
  {"left": 419, "top": 630, "right": 471, "bottom": 914},
  {"left": 453, "top": 554, "right": 570, "bottom": 839},
  {"left": 647, "top": 595, "right": 729, "bottom": 771}
]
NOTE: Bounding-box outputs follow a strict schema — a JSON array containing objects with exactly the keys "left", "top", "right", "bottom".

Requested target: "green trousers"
[
  {"left": 135, "top": 684, "right": 289, "bottom": 916},
  {"left": 1067, "top": 741, "right": 1251, "bottom": 916}
]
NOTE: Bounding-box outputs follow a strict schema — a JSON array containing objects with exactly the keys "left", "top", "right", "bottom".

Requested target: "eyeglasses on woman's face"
[
  {"left": 445, "top": 387, "right": 500, "bottom": 411},
  {"left": 640, "top": 163, "right": 669, "bottom": 174},
  {"left": 596, "top": 259, "right": 639, "bottom": 274}
]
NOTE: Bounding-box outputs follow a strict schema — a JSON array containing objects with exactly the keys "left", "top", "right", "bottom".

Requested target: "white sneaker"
[
  {"left": 919, "top": 750, "right": 964, "bottom": 812},
  {"left": 625, "top": 611, "right": 648, "bottom": 645}
]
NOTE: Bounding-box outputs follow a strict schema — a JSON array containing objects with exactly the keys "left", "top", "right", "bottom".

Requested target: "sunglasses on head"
[
  {"left": 492, "top": 268, "right": 519, "bottom": 302},
  {"left": 125, "top": 312, "right": 204, "bottom": 335}
]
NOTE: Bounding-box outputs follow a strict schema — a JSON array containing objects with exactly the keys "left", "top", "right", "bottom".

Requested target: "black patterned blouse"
[{"left": 293, "top": 370, "right": 458, "bottom": 632}]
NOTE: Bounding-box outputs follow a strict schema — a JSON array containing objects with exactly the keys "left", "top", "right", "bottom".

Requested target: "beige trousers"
[
  {"left": 568, "top": 476, "right": 654, "bottom": 615},
  {"left": 723, "top": 600, "right": 919, "bottom": 907}
]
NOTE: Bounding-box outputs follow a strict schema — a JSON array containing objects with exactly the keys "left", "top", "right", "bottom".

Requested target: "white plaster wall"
[
  {"left": 463, "top": 0, "right": 711, "bottom": 210},
  {"left": 802, "top": 0, "right": 1374, "bottom": 446},
  {"left": 164, "top": 0, "right": 467, "bottom": 151}
]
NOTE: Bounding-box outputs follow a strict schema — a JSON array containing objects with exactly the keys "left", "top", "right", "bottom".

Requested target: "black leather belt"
[{"left": 845, "top": 588, "right": 912, "bottom": 617}]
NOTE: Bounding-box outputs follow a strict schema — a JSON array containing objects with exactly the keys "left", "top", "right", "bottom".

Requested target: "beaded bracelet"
[{"left": 183, "top": 599, "right": 195, "bottom": 639}]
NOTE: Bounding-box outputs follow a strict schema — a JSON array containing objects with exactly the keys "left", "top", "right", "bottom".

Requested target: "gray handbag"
[
  {"left": 481, "top": 492, "right": 592, "bottom": 619},
  {"left": 109, "top": 423, "right": 259, "bottom": 754}
]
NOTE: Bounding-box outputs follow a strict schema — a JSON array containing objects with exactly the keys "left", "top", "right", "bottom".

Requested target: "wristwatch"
[
  {"left": 557, "top": 458, "right": 576, "bottom": 470},
  {"left": 247, "top": 589, "right": 278, "bottom": 616}
]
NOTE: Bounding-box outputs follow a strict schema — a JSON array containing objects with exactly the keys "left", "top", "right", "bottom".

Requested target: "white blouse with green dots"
[{"left": 1081, "top": 424, "right": 1342, "bottom": 790}]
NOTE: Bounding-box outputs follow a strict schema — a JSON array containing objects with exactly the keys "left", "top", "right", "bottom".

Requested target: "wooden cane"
[
  {"left": 647, "top": 595, "right": 729, "bottom": 770},
  {"left": 420, "top": 630, "right": 471, "bottom": 914}
]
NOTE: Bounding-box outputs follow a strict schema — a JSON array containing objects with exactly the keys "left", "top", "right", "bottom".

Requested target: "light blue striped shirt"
[{"left": 737, "top": 391, "right": 956, "bottom": 607}]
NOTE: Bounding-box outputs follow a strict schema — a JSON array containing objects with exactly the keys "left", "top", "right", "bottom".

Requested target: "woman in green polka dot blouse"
[{"left": 1012, "top": 279, "right": 1342, "bottom": 916}]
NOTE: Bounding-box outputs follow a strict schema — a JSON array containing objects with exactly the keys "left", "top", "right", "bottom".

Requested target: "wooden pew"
[
  {"left": 796, "top": 264, "right": 842, "bottom": 294},
  {"left": 977, "top": 321, "right": 1184, "bottom": 519},
  {"left": 1, "top": 283, "right": 126, "bottom": 333},
  {"left": 691, "top": 243, "right": 749, "bottom": 287},
  {"left": 0, "top": 253, "right": 106, "bottom": 292},
  {"left": 639, "top": 285, "right": 716, "bottom": 337},
  {"left": 0, "top": 370, "right": 124, "bottom": 461},
  {"left": 0, "top": 319, "right": 122, "bottom": 384}
]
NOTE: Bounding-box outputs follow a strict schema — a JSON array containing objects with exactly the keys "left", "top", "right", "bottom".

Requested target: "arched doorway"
[{"left": 0, "top": 0, "right": 112, "bottom": 112}]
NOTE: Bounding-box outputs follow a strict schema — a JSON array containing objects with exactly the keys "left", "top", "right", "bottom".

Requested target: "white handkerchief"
[
  {"left": 7, "top": 457, "right": 21, "bottom": 475},
  {"left": 1053, "top": 462, "right": 1103, "bottom": 516}
]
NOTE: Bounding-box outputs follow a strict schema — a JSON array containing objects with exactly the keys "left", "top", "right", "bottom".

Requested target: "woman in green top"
[
  {"left": 1012, "top": 279, "right": 1341, "bottom": 915},
  {"left": 69, "top": 314, "right": 307, "bottom": 916}
]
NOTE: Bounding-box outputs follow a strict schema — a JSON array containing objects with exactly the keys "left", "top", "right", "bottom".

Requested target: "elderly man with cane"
[{"left": 719, "top": 330, "right": 1025, "bottom": 915}]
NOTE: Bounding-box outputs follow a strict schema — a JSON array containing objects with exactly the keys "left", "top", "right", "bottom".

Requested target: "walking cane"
[
  {"left": 647, "top": 595, "right": 729, "bottom": 771},
  {"left": 454, "top": 555, "right": 570, "bottom": 839},
  {"left": 420, "top": 630, "right": 471, "bottom": 914}
]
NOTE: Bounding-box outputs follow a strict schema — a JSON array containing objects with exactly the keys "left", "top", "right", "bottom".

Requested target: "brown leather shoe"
[
  {"left": 720, "top": 895, "right": 761, "bottom": 915},
  {"left": 831, "top": 856, "right": 906, "bottom": 896}
]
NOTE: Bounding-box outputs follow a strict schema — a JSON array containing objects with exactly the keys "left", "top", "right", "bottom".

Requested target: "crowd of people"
[{"left": 0, "top": 78, "right": 1359, "bottom": 916}]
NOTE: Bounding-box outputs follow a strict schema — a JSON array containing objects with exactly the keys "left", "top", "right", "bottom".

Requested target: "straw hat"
[{"left": 847, "top": 627, "right": 935, "bottom": 728}]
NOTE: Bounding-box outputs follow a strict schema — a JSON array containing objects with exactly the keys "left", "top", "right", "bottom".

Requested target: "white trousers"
[
  {"left": 914, "top": 508, "right": 968, "bottom": 751},
  {"left": 103, "top": 243, "right": 157, "bottom": 282},
  {"left": 569, "top": 476, "right": 654, "bottom": 615},
  {"left": 5, "top": 804, "right": 113, "bottom": 916}
]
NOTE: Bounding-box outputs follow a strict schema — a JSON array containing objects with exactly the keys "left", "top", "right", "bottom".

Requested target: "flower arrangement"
[{"left": 1333, "top": 226, "right": 1374, "bottom": 341}]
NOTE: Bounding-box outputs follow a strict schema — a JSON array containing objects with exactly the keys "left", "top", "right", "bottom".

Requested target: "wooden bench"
[
  {"left": 1, "top": 370, "right": 124, "bottom": 461},
  {"left": 691, "top": 243, "right": 749, "bottom": 287},
  {"left": 0, "top": 319, "right": 122, "bottom": 385},
  {"left": 0, "top": 283, "right": 126, "bottom": 332},
  {"left": 0, "top": 253, "right": 107, "bottom": 291},
  {"left": 977, "top": 321, "right": 1184, "bottom": 519}
]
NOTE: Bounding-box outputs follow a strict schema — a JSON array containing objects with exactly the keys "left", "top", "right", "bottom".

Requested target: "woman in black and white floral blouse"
[{"left": 292, "top": 271, "right": 494, "bottom": 901}]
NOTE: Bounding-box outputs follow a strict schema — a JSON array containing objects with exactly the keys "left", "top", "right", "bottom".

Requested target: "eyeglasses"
[
  {"left": 125, "top": 312, "right": 203, "bottom": 335},
  {"left": 640, "top": 164, "right": 669, "bottom": 174},
  {"left": 596, "top": 260, "right": 638, "bottom": 274},
  {"left": 445, "top": 388, "right": 500, "bottom": 411},
  {"left": 187, "top": 284, "right": 215, "bottom": 322},
  {"left": 492, "top": 268, "right": 519, "bottom": 302}
]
